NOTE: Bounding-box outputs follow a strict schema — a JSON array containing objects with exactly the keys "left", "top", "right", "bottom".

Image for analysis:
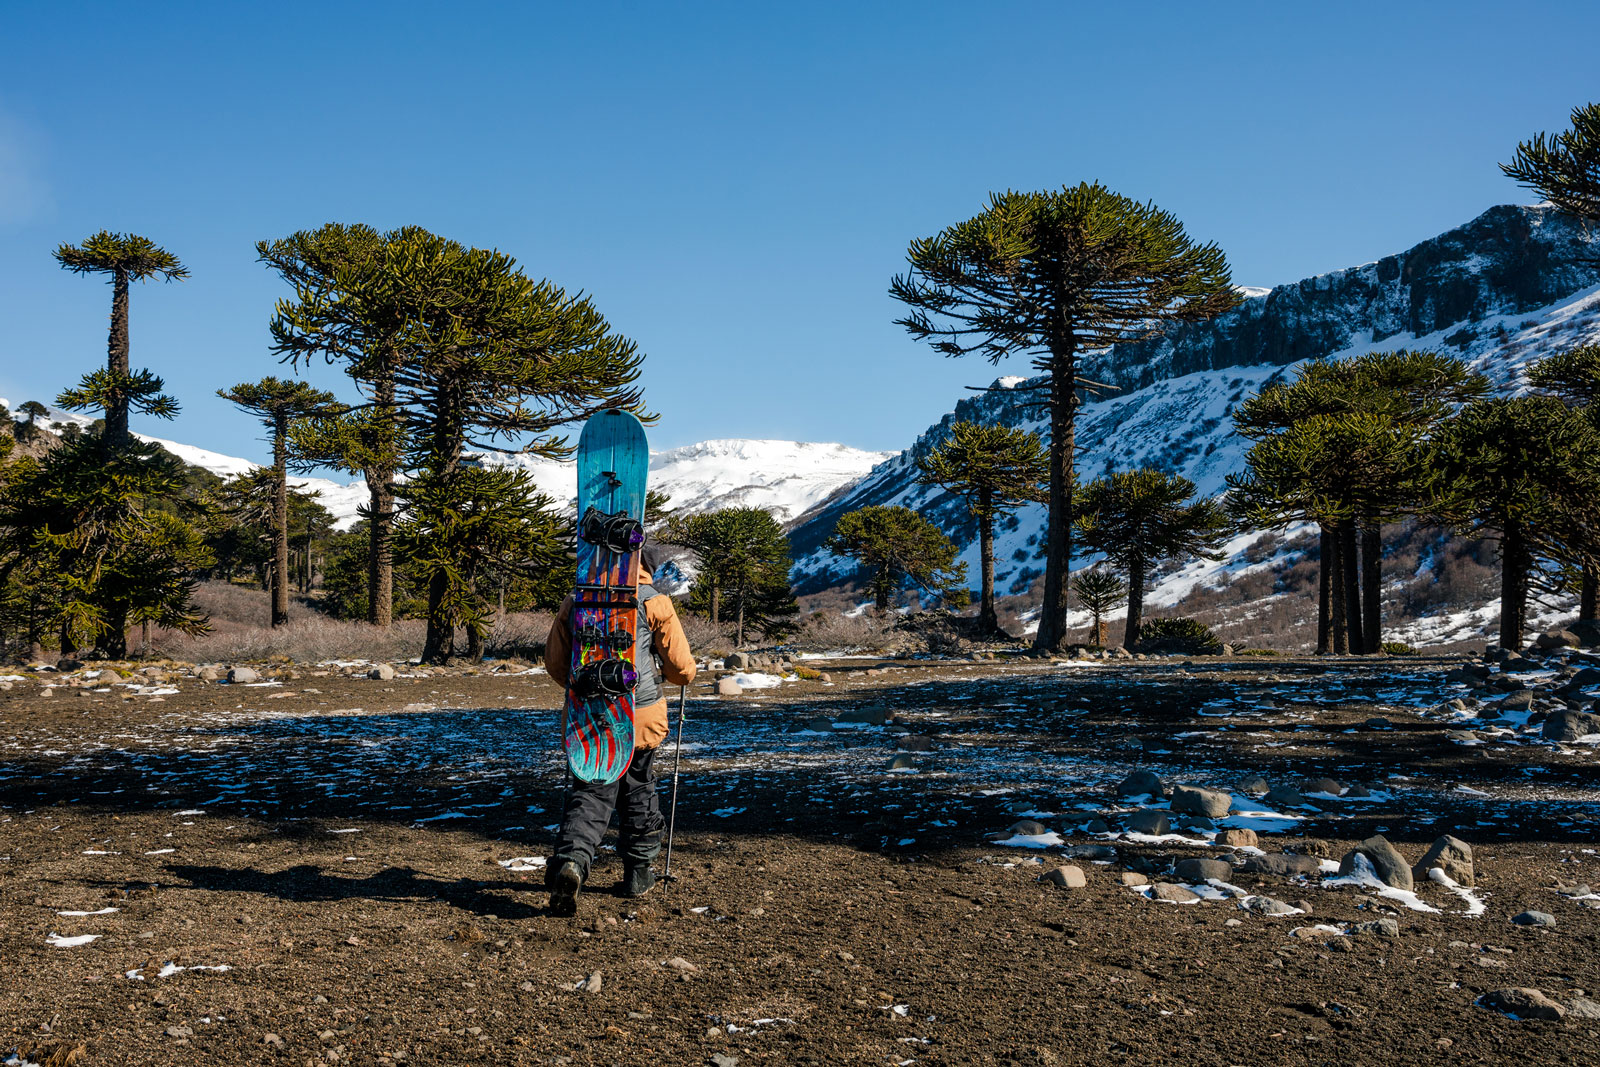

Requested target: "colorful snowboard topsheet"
[{"left": 563, "top": 408, "right": 648, "bottom": 784}]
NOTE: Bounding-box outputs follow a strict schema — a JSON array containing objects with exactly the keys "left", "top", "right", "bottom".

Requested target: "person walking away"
[{"left": 543, "top": 543, "right": 696, "bottom": 914}]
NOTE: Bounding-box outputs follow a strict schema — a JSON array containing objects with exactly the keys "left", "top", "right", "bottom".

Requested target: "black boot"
[
  {"left": 619, "top": 830, "right": 661, "bottom": 898},
  {"left": 547, "top": 858, "right": 583, "bottom": 916}
]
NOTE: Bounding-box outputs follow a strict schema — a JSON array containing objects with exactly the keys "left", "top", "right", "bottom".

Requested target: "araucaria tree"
[
  {"left": 1529, "top": 345, "right": 1600, "bottom": 625},
  {"left": 218, "top": 377, "right": 342, "bottom": 627},
  {"left": 1071, "top": 567, "right": 1124, "bottom": 645},
  {"left": 916, "top": 421, "right": 1047, "bottom": 635},
  {"left": 825, "top": 505, "right": 968, "bottom": 612},
  {"left": 54, "top": 232, "right": 188, "bottom": 452},
  {"left": 667, "top": 507, "right": 798, "bottom": 646},
  {"left": 1075, "top": 470, "right": 1229, "bottom": 648},
  {"left": 1434, "top": 396, "right": 1600, "bottom": 650},
  {"left": 891, "top": 184, "right": 1237, "bottom": 651},
  {"left": 1502, "top": 102, "right": 1600, "bottom": 220}
]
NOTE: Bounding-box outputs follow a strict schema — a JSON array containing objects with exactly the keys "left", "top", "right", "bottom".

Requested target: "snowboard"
[{"left": 563, "top": 408, "right": 648, "bottom": 784}]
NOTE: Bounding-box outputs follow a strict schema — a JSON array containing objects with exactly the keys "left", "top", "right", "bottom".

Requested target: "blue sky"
[{"left": 2, "top": 2, "right": 1597, "bottom": 462}]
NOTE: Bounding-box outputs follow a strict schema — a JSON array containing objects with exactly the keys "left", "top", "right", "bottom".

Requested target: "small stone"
[
  {"left": 1338, "top": 834, "right": 1413, "bottom": 891},
  {"left": 897, "top": 734, "right": 937, "bottom": 752},
  {"left": 1149, "top": 882, "right": 1200, "bottom": 903},
  {"left": 665, "top": 956, "right": 698, "bottom": 973},
  {"left": 1236, "top": 776, "right": 1270, "bottom": 795},
  {"left": 226, "top": 666, "right": 259, "bottom": 684},
  {"left": 1006, "top": 819, "right": 1048, "bottom": 837},
  {"left": 519, "top": 981, "right": 535, "bottom": 991},
  {"left": 885, "top": 754, "right": 916, "bottom": 771},
  {"left": 715, "top": 677, "right": 743, "bottom": 697},
  {"left": 1303, "top": 778, "right": 1343, "bottom": 796},
  {"left": 1566, "top": 996, "right": 1600, "bottom": 1019},
  {"left": 1364, "top": 716, "right": 1392, "bottom": 730},
  {"left": 583, "top": 970, "right": 602, "bottom": 993},
  {"left": 263, "top": 1033, "right": 285, "bottom": 1048},
  {"left": 1170, "top": 785, "right": 1232, "bottom": 818},
  {"left": 166, "top": 1026, "right": 193, "bottom": 1039},
  {"left": 1082, "top": 818, "right": 1111, "bottom": 835},
  {"left": 1498, "top": 689, "right": 1535, "bottom": 710},
  {"left": 710, "top": 1054, "right": 741, "bottom": 1067},
  {"left": 723, "top": 653, "right": 750, "bottom": 670},
  {"left": 1542, "top": 709, "right": 1600, "bottom": 742},
  {"left": 1242, "top": 896, "right": 1298, "bottom": 916},
  {"left": 368, "top": 663, "right": 396, "bottom": 681},
  {"left": 1116, "top": 770, "right": 1166, "bottom": 799},
  {"left": 1264, "top": 784, "right": 1310, "bottom": 809},
  {"left": 1041, "top": 865, "right": 1087, "bottom": 888},
  {"left": 1413, "top": 835, "right": 1474, "bottom": 886},
  {"left": 1061, "top": 843, "right": 1115, "bottom": 861},
  {"left": 1216, "top": 828, "right": 1258, "bottom": 848},
  {"left": 1119, "top": 871, "right": 1148, "bottom": 887},
  {"left": 1124, "top": 810, "right": 1170, "bottom": 836},
  {"left": 1173, "top": 857, "right": 1232, "bottom": 883},
  {"left": 1511, "top": 910, "right": 1556, "bottom": 928},
  {"left": 1479, "top": 987, "right": 1566, "bottom": 1020},
  {"left": 1351, "top": 918, "right": 1400, "bottom": 938},
  {"left": 1241, "top": 852, "right": 1323, "bottom": 877}
]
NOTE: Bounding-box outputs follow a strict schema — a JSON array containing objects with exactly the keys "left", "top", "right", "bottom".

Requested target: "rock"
[
  {"left": 1006, "top": 819, "right": 1048, "bottom": 837},
  {"left": 1243, "top": 896, "right": 1298, "bottom": 916},
  {"left": 1572, "top": 620, "right": 1600, "bottom": 647},
  {"left": 1081, "top": 818, "right": 1111, "bottom": 835},
  {"left": 227, "top": 666, "right": 260, "bottom": 684},
  {"left": 1242, "top": 852, "right": 1323, "bottom": 877},
  {"left": 1236, "top": 776, "right": 1270, "bottom": 795},
  {"left": 1535, "top": 629, "right": 1581, "bottom": 650},
  {"left": 715, "top": 677, "right": 743, "bottom": 697},
  {"left": 581, "top": 970, "right": 603, "bottom": 993},
  {"left": 1264, "top": 784, "right": 1310, "bottom": 809},
  {"left": 1445, "top": 664, "right": 1491, "bottom": 683},
  {"left": 664, "top": 956, "right": 698, "bottom": 973},
  {"left": 723, "top": 653, "right": 750, "bottom": 670},
  {"left": 1115, "top": 770, "right": 1166, "bottom": 798},
  {"left": 710, "top": 1054, "right": 741, "bottom": 1067},
  {"left": 196, "top": 665, "right": 223, "bottom": 682},
  {"left": 1216, "top": 828, "right": 1258, "bottom": 848},
  {"left": 1119, "top": 871, "right": 1148, "bottom": 887},
  {"left": 1567, "top": 997, "right": 1600, "bottom": 1019},
  {"left": 1413, "top": 835, "right": 1474, "bottom": 886},
  {"left": 263, "top": 1033, "right": 285, "bottom": 1048},
  {"left": 1351, "top": 917, "right": 1400, "bottom": 938},
  {"left": 802, "top": 717, "right": 833, "bottom": 733},
  {"left": 1542, "top": 709, "right": 1600, "bottom": 741},
  {"left": 1498, "top": 689, "right": 1535, "bottom": 710},
  {"left": 368, "top": 663, "right": 396, "bottom": 681},
  {"left": 1174, "top": 857, "right": 1232, "bottom": 883},
  {"left": 1502, "top": 656, "right": 1542, "bottom": 673},
  {"left": 1338, "top": 835, "right": 1413, "bottom": 891},
  {"left": 897, "top": 734, "right": 937, "bottom": 752},
  {"left": 166, "top": 1026, "right": 194, "bottom": 1039},
  {"left": 1124, "top": 810, "right": 1170, "bottom": 836},
  {"left": 1061, "top": 843, "right": 1116, "bottom": 861},
  {"left": 1149, "top": 883, "right": 1200, "bottom": 903},
  {"left": 1170, "top": 785, "right": 1232, "bottom": 818},
  {"left": 885, "top": 754, "right": 916, "bottom": 770},
  {"left": 836, "top": 705, "right": 890, "bottom": 726},
  {"left": 1343, "top": 783, "right": 1373, "bottom": 798},
  {"left": 1479, "top": 988, "right": 1566, "bottom": 1021},
  {"left": 1040, "top": 865, "right": 1087, "bottom": 888},
  {"left": 56, "top": 657, "right": 84, "bottom": 671},
  {"left": 1511, "top": 910, "right": 1556, "bottom": 928},
  {"left": 1303, "top": 777, "right": 1343, "bottom": 796},
  {"left": 1364, "top": 716, "right": 1392, "bottom": 730},
  {"left": 1170, "top": 814, "right": 1216, "bottom": 832}
]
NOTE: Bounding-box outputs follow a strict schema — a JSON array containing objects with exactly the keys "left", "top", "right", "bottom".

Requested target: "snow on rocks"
[
  {"left": 1324, "top": 853, "right": 1439, "bottom": 913},
  {"left": 45, "top": 932, "right": 99, "bottom": 947},
  {"left": 1337, "top": 834, "right": 1414, "bottom": 891},
  {"left": 498, "top": 856, "right": 546, "bottom": 872},
  {"left": 1413, "top": 835, "right": 1474, "bottom": 886}
]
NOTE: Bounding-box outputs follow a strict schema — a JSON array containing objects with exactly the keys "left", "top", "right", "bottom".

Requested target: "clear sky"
[{"left": 2, "top": 2, "right": 1597, "bottom": 462}]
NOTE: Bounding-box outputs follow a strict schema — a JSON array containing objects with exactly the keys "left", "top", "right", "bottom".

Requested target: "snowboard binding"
[
  {"left": 573, "top": 657, "right": 638, "bottom": 700},
  {"left": 574, "top": 624, "right": 633, "bottom": 655},
  {"left": 580, "top": 506, "right": 645, "bottom": 555}
]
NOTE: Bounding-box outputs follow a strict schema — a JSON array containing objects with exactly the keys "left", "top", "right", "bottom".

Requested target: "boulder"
[
  {"left": 1511, "top": 910, "right": 1556, "bottom": 928},
  {"left": 1242, "top": 852, "right": 1323, "bottom": 877},
  {"left": 1350, "top": 917, "right": 1400, "bottom": 938},
  {"left": 1413, "top": 835, "right": 1474, "bottom": 886},
  {"left": 1498, "top": 689, "right": 1534, "bottom": 710},
  {"left": 723, "top": 652, "right": 750, "bottom": 670},
  {"left": 368, "top": 663, "right": 396, "bottom": 681},
  {"left": 1337, "top": 834, "right": 1413, "bottom": 891},
  {"left": 1081, "top": 818, "right": 1111, "bottom": 835},
  {"left": 1006, "top": 819, "right": 1048, "bottom": 837},
  {"left": 1170, "top": 785, "right": 1231, "bottom": 819},
  {"left": 1119, "top": 871, "right": 1148, "bottom": 887},
  {"left": 836, "top": 705, "right": 890, "bottom": 726},
  {"left": 896, "top": 734, "right": 936, "bottom": 752},
  {"left": 1061, "top": 843, "right": 1116, "bottom": 861},
  {"left": 1173, "top": 857, "right": 1232, "bottom": 883},
  {"left": 715, "top": 677, "right": 744, "bottom": 697},
  {"left": 885, "top": 754, "right": 916, "bottom": 771},
  {"left": 196, "top": 665, "right": 223, "bottom": 682},
  {"left": 1124, "top": 810, "right": 1171, "bottom": 836},
  {"left": 1040, "top": 865, "right": 1086, "bottom": 889},
  {"left": 1243, "top": 896, "right": 1299, "bottom": 916},
  {"left": 1479, "top": 988, "right": 1566, "bottom": 1021},
  {"left": 1264, "top": 784, "right": 1310, "bottom": 809},
  {"left": 1502, "top": 656, "right": 1542, "bottom": 673},
  {"left": 1364, "top": 716, "right": 1393, "bottom": 730},
  {"left": 56, "top": 657, "right": 84, "bottom": 672},
  {"left": 1216, "top": 828, "right": 1258, "bottom": 849},
  {"left": 1303, "top": 777, "right": 1343, "bottom": 796},
  {"left": 1236, "top": 775, "right": 1270, "bottom": 795},
  {"left": 1572, "top": 620, "right": 1600, "bottom": 648},
  {"left": 1115, "top": 770, "right": 1166, "bottom": 799},
  {"left": 1542, "top": 709, "right": 1600, "bottom": 742},
  {"left": 802, "top": 717, "right": 833, "bottom": 733},
  {"left": 1535, "top": 629, "right": 1581, "bottom": 651},
  {"left": 227, "top": 666, "right": 260, "bottom": 684},
  {"left": 1149, "top": 883, "right": 1200, "bottom": 903}
]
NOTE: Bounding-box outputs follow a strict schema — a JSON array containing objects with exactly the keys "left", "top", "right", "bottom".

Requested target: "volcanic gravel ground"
[{"left": 1, "top": 656, "right": 1598, "bottom": 1065}]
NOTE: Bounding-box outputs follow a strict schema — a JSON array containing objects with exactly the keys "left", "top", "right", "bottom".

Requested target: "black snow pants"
[{"left": 549, "top": 746, "right": 663, "bottom": 883}]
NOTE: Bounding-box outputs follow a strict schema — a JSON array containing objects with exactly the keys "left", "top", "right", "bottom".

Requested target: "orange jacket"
[{"left": 544, "top": 592, "right": 697, "bottom": 750}]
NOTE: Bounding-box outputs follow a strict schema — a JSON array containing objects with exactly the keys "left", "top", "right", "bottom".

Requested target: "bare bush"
[
  {"left": 155, "top": 615, "right": 427, "bottom": 663},
  {"left": 482, "top": 611, "right": 555, "bottom": 661},
  {"left": 788, "top": 610, "right": 894, "bottom": 653},
  {"left": 675, "top": 614, "right": 735, "bottom": 658}
]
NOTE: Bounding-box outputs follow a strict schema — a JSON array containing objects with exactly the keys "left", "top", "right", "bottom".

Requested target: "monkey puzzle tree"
[
  {"left": 667, "top": 507, "right": 797, "bottom": 646},
  {"left": 825, "top": 505, "right": 968, "bottom": 612},
  {"left": 53, "top": 232, "right": 188, "bottom": 452},
  {"left": 219, "top": 377, "right": 342, "bottom": 627},
  {"left": 891, "top": 184, "right": 1237, "bottom": 651},
  {"left": 1503, "top": 102, "right": 1600, "bottom": 221},
  {"left": 916, "top": 421, "right": 1047, "bottom": 635},
  {"left": 1071, "top": 566, "right": 1124, "bottom": 646},
  {"left": 1434, "top": 397, "right": 1600, "bottom": 650},
  {"left": 14, "top": 401, "right": 49, "bottom": 444},
  {"left": 1529, "top": 344, "right": 1600, "bottom": 625},
  {"left": 1075, "top": 470, "right": 1229, "bottom": 648}
]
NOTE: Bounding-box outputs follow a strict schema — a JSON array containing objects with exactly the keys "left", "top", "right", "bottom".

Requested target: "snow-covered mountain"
[{"left": 788, "top": 204, "right": 1600, "bottom": 647}]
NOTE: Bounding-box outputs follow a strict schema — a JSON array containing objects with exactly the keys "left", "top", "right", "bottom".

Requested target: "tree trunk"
[
  {"left": 1361, "top": 520, "right": 1382, "bottom": 654},
  {"left": 1499, "top": 527, "right": 1529, "bottom": 650},
  {"left": 421, "top": 569, "right": 453, "bottom": 663},
  {"left": 977, "top": 498, "right": 998, "bottom": 633},
  {"left": 1122, "top": 552, "right": 1145, "bottom": 650},
  {"left": 1580, "top": 564, "right": 1598, "bottom": 624},
  {"left": 1339, "top": 520, "right": 1365, "bottom": 655},
  {"left": 710, "top": 584, "right": 720, "bottom": 626},
  {"left": 366, "top": 365, "right": 398, "bottom": 628},
  {"left": 105, "top": 269, "right": 131, "bottom": 452},
  {"left": 59, "top": 620, "right": 76, "bottom": 657},
  {"left": 1317, "top": 523, "right": 1332, "bottom": 655},
  {"left": 100, "top": 602, "right": 128, "bottom": 659},
  {"left": 737, "top": 596, "right": 746, "bottom": 648},
  {"left": 1035, "top": 342, "right": 1080, "bottom": 651},
  {"left": 271, "top": 411, "right": 290, "bottom": 628},
  {"left": 874, "top": 570, "right": 891, "bottom": 612},
  {"left": 1328, "top": 526, "right": 1349, "bottom": 655}
]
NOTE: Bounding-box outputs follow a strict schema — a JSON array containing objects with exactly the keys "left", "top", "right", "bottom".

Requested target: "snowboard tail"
[{"left": 563, "top": 410, "right": 648, "bottom": 785}]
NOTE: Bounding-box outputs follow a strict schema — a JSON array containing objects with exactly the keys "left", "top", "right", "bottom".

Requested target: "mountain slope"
[{"left": 788, "top": 204, "right": 1600, "bottom": 647}]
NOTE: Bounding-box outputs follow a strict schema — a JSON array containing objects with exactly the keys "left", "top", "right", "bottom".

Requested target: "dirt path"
[{"left": 1, "top": 657, "right": 1597, "bottom": 1065}]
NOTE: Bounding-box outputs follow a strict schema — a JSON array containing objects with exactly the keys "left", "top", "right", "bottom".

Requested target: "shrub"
[
  {"left": 1136, "top": 616, "right": 1223, "bottom": 655},
  {"left": 1381, "top": 641, "right": 1419, "bottom": 656}
]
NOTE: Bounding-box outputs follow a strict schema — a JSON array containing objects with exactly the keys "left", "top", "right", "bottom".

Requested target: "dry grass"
[{"left": 788, "top": 610, "right": 894, "bottom": 652}]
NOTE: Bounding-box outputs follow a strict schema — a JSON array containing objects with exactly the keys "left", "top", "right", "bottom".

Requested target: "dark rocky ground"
[{"left": 1, "top": 654, "right": 1598, "bottom": 1066}]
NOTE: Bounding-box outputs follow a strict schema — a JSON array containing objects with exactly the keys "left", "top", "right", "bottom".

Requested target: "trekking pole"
[{"left": 662, "top": 684, "right": 687, "bottom": 883}]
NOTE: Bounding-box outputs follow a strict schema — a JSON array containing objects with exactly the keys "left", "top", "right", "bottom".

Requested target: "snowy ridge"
[{"left": 788, "top": 204, "right": 1600, "bottom": 646}]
